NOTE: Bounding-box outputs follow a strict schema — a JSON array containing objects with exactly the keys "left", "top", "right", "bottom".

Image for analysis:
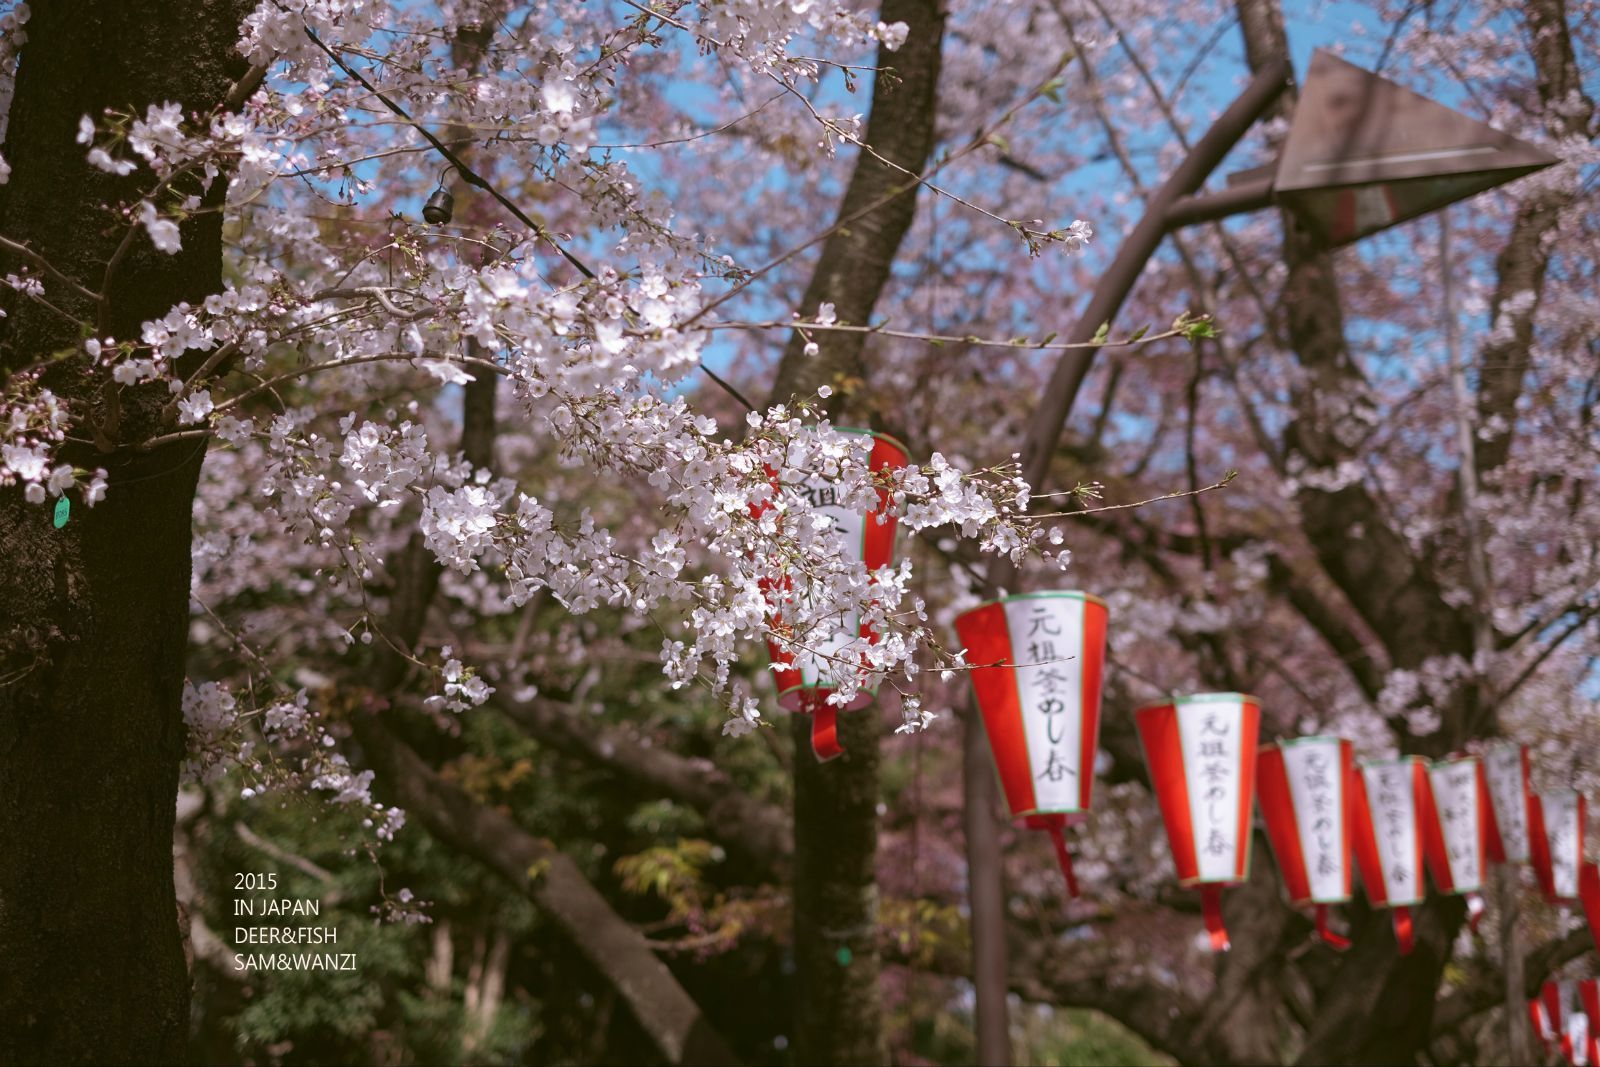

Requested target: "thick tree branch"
[
  {"left": 1472, "top": 0, "right": 1595, "bottom": 476},
  {"left": 754, "top": 3, "right": 947, "bottom": 1064},
  {"left": 1236, "top": 0, "right": 1474, "bottom": 745},
  {"left": 1430, "top": 925, "right": 1592, "bottom": 1038},
  {"left": 351, "top": 716, "right": 737, "bottom": 1066},
  {"left": 766, "top": 0, "right": 946, "bottom": 419},
  {"left": 496, "top": 693, "right": 792, "bottom": 879}
]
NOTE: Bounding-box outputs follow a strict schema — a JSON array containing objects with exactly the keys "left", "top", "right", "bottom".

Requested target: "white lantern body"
[
  {"left": 1424, "top": 756, "right": 1489, "bottom": 895},
  {"left": 1484, "top": 742, "right": 1532, "bottom": 864}
]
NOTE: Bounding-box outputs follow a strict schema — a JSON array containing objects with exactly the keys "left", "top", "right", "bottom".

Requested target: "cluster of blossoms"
[
  {"left": 0, "top": 377, "right": 107, "bottom": 505},
  {"left": 245, "top": 382, "right": 1052, "bottom": 737},
  {"left": 184, "top": 675, "right": 406, "bottom": 843},
  {"left": 2, "top": 0, "right": 1105, "bottom": 864}
]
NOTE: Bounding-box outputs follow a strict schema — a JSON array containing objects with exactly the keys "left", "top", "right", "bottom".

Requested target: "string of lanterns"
[
  {"left": 758, "top": 435, "right": 1599, "bottom": 1056},
  {"left": 955, "top": 597, "right": 1600, "bottom": 960}
]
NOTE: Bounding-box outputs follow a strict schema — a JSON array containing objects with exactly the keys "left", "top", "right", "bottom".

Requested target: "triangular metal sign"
[{"left": 1274, "top": 49, "right": 1560, "bottom": 244}]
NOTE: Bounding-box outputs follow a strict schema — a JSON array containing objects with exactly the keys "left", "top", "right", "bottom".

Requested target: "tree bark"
[
  {"left": 757, "top": 2, "right": 944, "bottom": 1063},
  {"left": 1472, "top": 0, "right": 1593, "bottom": 479},
  {"left": 767, "top": 0, "right": 945, "bottom": 417},
  {"left": 0, "top": 2, "right": 248, "bottom": 1062}
]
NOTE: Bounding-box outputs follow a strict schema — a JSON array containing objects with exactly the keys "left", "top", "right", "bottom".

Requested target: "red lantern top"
[
  {"left": 1257, "top": 737, "right": 1355, "bottom": 907},
  {"left": 1256, "top": 736, "right": 1355, "bottom": 948},
  {"left": 955, "top": 590, "right": 1109, "bottom": 898},
  {"left": 1136, "top": 693, "right": 1260, "bottom": 886},
  {"left": 1581, "top": 862, "right": 1600, "bottom": 956},
  {"left": 1351, "top": 756, "right": 1431, "bottom": 954}
]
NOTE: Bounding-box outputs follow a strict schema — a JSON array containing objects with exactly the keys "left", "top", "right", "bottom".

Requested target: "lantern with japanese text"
[
  {"left": 1422, "top": 755, "right": 1491, "bottom": 926},
  {"left": 1530, "top": 789, "right": 1588, "bottom": 904},
  {"left": 955, "top": 591, "right": 1109, "bottom": 896},
  {"left": 1484, "top": 741, "right": 1534, "bottom": 865},
  {"left": 1135, "top": 693, "right": 1260, "bottom": 950},
  {"left": 760, "top": 428, "right": 909, "bottom": 760},
  {"left": 1256, "top": 737, "right": 1355, "bottom": 948},
  {"left": 1352, "top": 756, "right": 1432, "bottom": 955}
]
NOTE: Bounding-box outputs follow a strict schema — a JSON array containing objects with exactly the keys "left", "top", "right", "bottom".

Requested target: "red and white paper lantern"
[
  {"left": 1135, "top": 693, "right": 1261, "bottom": 951},
  {"left": 760, "top": 428, "right": 908, "bottom": 760},
  {"left": 1422, "top": 755, "right": 1491, "bottom": 927},
  {"left": 1352, "top": 756, "right": 1431, "bottom": 955},
  {"left": 955, "top": 591, "right": 1109, "bottom": 896},
  {"left": 1484, "top": 741, "right": 1533, "bottom": 865},
  {"left": 1529, "top": 789, "right": 1588, "bottom": 904},
  {"left": 1256, "top": 737, "right": 1355, "bottom": 948}
]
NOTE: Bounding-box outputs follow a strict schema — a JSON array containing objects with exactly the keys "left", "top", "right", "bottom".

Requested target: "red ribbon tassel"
[
  {"left": 1314, "top": 904, "right": 1351, "bottom": 950},
  {"left": 1199, "top": 885, "right": 1230, "bottom": 952},
  {"left": 1466, "top": 893, "right": 1485, "bottom": 932},
  {"left": 1046, "top": 823, "right": 1080, "bottom": 898},
  {"left": 1392, "top": 905, "right": 1414, "bottom": 955},
  {"left": 809, "top": 701, "right": 842, "bottom": 761}
]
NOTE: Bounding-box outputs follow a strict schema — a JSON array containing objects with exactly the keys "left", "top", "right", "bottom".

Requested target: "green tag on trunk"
[{"left": 52, "top": 495, "right": 69, "bottom": 528}]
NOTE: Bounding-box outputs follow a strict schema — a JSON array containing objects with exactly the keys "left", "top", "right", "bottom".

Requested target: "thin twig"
[
  {"left": 1033, "top": 471, "right": 1237, "bottom": 519},
  {"left": 302, "top": 25, "right": 597, "bottom": 281},
  {"left": 0, "top": 234, "right": 101, "bottom": 303},
  {"left": 697, "top": 317, "right": 1203, "bottom": 352}
]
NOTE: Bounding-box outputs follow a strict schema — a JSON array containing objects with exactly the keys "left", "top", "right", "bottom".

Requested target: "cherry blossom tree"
[
  {"left": 0, "top": 0, "right": 1087, "bottom": 1060},
  {"left": 1, "top": 0, "right": 1596, "bottom": 1063}
]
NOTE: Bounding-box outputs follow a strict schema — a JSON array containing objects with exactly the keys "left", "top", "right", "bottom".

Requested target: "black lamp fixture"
[{"left": 422, "top": 163, "right": 456, "bottom": 225}]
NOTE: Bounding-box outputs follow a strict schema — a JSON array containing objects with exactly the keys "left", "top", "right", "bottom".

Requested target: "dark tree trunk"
[
  {"left": 760, "top": 2, "right": 945, "bottom": 1063},
  {"left": 790, "top": 710, "right": 886, "bottom": 1065},
  {"left": 0, "top": 2, "right": 247, "bottom": 1061}
]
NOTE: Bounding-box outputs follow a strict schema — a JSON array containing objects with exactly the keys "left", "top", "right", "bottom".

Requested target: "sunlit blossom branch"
[
  {"left": 682, "top": 51, "right": 1081, "bottom": 327},
  {"left": 621, "top": 0, "right": 1030, "bottom": 251},
  {"left": 207, "top": 350, "right": 512, "bottom": 418},
  {"left": 587, "top": 89, "right": 789, "bottom": 150},
  {"left": 312, "top": 285, "right": 435, "bottom": 320},
  {"left": 1031, "top": 470, "right": 1238, "bottom": 519},
  {"left": 695, "top": 316, "right": 1209, "bottom": 352},
  {"left": 763, "top": 51, "right": 1082, "bottom": 254}
]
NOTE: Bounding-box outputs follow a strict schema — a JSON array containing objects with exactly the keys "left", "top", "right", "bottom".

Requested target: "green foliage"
[{"left": 1030, "top": 1008, "right": 1171, "bottom": 1067}]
